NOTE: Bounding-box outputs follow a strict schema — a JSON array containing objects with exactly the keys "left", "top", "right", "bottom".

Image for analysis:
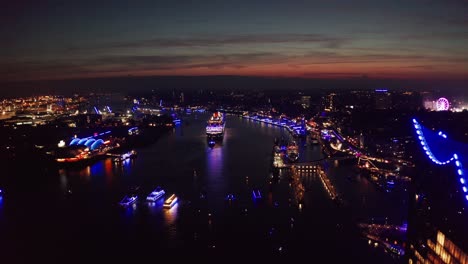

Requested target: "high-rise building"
[
  {"left": 359, "top": 133, "right": 365, "bottom": 149},
  {"left": 301, "top": 95, "right": 311, "bottom": 109},
  {"left": 180, "top": 92, "right": 185, "bottom": 104},
  {"left": 407, "top": 119, "right": 468, "bottom": 263},
  {"left": 325, "top": 93, "right": 335, "bottom": 111}
]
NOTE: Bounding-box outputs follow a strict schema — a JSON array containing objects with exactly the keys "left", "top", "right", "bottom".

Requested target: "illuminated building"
[
  {"left": 407, "top": 119, "right": 468, "bottom": 263},
  {"left": 301, "top": 95, "right": 311, "bottom": 109},
  {"left": 325, "top": 93, "right": 335, "bottom": 111}
]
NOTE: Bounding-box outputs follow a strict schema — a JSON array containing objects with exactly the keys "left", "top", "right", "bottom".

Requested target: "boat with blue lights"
[
  {"left": 252, "top": 189, "right": 262, "bottom": 199},
  {"left": 206, "top": 111, "right": 225, "bottom": 138},
  {"left": 146, "top": 187, "right": 165, "bottom": 202},
  {"left": 225, "top": 193, "right": 236, "bottom": 201},
  {"left": 119, "top": 194, "right": 138, "bottom": 207},
  {"left": 207, "top": 139, "right": 216, "bottom": 148},
  {"left": 113, "top": 150, "right": 137, "bottom": 163},
  {"left": 163, "top": 194, "right": 178, "bottom": 208}
]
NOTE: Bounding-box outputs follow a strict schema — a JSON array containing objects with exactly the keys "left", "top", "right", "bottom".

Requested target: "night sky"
[{"left": 1, "top": 0, "right": 468, "bottom": 82}]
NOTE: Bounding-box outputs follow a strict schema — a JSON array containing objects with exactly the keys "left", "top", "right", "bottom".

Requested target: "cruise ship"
[{"left": 206, "top": 111, "right": 225, "bottom": 138}]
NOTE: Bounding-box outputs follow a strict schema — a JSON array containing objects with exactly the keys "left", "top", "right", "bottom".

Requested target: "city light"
[
  {"left": 435, "top": 97, "right": 450, "bottom": 111},
  {"left": 413, "top": 119, "right": 466, "bottom": 202},
  {"left": 58, "top": 140, "right": 66, "bottom": 148}
]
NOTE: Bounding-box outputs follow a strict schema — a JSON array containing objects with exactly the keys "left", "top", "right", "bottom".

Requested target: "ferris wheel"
[{"left": 436, "top": 97, "right": 450, "bottom": 111}]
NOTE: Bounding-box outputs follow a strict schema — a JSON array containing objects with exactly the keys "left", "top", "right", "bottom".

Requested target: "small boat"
[
  {"left": 119, "top": 194, "right": 138, "bottom": 207},
  {"left": 146, "top": 187, "right": 165, "bottom": 202},
  {"left": 225, "top": 193, "right": 235, "bottom": 201},
  {"left": 163, "top": 194, "right": 178, "bottom": 208},
  {"left": 252, "top": 189, "right": 262, "bottom": 199}
]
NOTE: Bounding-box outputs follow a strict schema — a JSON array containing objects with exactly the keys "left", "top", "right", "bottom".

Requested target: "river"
[{"left": 0, "top": 112, "right": 405, "bottom": 263}]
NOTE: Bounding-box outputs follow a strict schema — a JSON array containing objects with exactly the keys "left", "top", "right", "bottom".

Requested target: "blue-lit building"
[{"left": 407, "top": 118, "right": 468, "bottom": 263}]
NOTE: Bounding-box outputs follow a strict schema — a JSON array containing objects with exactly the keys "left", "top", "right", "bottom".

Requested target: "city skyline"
[
  {"left": 2, "top": 0, "right": 468, "bottom": 82},
  {"left": 1, "top": 2, "right": 468, "bottom": 262}
]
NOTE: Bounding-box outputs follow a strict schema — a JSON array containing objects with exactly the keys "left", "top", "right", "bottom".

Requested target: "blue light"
[
  {"left": 413, "top": 118, "right": 467, "bottom": 202},
  {"left": 466, "top": 195, "right": 468, "bottom": 201},
  {"left": 84, "top": 139, "right": 96, "bottom": 147},
  {"left": 78, "top": 138, "right": 88, "bottom": 145},
  {"left": 128, "top": 127, "right": 138, "bottom": 133},
  {"left": 90, "top": 139, "right": 104, "bottom": 150},
  {"left": 98, "top": 131, "right": 111, "bottom": 136},
  {"left": 70, "top": 138, "right": 81, "bottom": 145}
]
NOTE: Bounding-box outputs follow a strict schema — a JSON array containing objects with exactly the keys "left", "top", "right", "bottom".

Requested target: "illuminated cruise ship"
[{"left": 206, "top": 111, "right": 225, "bottom": 138}]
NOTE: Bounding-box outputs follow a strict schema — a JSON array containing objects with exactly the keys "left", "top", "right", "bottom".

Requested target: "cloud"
[
  {"left": 66, "top": 33, "right": 350, "bottom": 53},
  {"left": 398, "top": 32, "right": 468, "bottom": 41},
  {"left": 293, "top": 51, "right": 468, "bottom": 66},
  {"left": 2, "top": 49, "right": 467, "bottom": 81},
  {"left": 0, "top": 52, "right": 288, "bottom": 80}
]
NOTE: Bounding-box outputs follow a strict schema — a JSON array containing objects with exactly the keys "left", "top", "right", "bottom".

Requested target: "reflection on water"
[
  {"left": 147, "top": 199, "right": 165, "bottom": 214},
  {"left": 82, "top": 166, "right": 91, "bottom": 180},
  {"left": 59, "top": 169, "right": 68, "bottom": 194},
  {"left": 163, "top": 203, "right": 179, "bottom": 246},
  {"left": 104, "top": 159, "right": 112, "bottom": 175},
  {"left": 163, "top": 203, "right": 179, "bottom": 226},
  {"left": 206, "top": 146, "right": 224, "bottom": 179},
  {"left": 122, "top": 203, "right": 139, "bottom": 219},
  {"left": 90, "top": 160, "right": 104, "bottom": 175},
  {"left": 205, "top": 144, "right": 226, "bottom": 202}
]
